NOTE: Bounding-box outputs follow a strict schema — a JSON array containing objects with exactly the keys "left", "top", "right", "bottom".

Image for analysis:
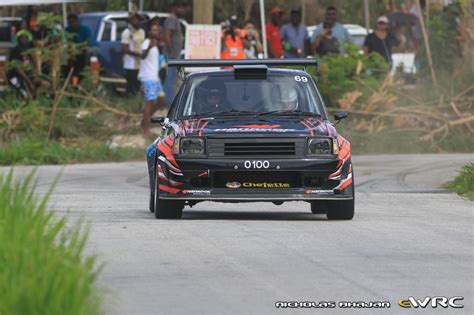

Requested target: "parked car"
[{"left": 78, "top": 11, "right": 188, "bottom": 84}]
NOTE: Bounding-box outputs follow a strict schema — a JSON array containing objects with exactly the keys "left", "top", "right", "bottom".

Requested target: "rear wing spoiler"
[{"left": 168, "top": 59, "right": 318, "bottom": 68}]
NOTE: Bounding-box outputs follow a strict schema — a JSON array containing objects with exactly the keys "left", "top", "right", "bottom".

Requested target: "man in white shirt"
[
  {"left": 139, "top": 23, "right": 166, "bottom": 136},
  {"left": 121, "top": 13, "right": 145, "bottom": 95}
]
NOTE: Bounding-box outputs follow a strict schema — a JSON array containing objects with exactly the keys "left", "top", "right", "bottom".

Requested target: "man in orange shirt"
[{"left": 266, "top": 7, "right": 284, "bottom": 58}]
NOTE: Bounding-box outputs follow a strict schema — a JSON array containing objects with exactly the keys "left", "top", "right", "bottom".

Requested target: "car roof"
[
  {"left": 79, "top": 11, "right": 188, "bottom": 26},
  {"left": 79, "top": 11, "right": 168, "bottom": 17}
]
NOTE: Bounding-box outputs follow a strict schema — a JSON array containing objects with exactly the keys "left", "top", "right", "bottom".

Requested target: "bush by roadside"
[
  {"left": 444, "top": 163, "right": 474, "bottom": 201},
  {"left": 0, "top": 170, "right": 103, "bottom": 314}
]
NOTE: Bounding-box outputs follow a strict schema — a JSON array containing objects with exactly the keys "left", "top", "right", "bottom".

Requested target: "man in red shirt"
[{"left": 266, "top": 7, "right": 284, "bottom": 58}]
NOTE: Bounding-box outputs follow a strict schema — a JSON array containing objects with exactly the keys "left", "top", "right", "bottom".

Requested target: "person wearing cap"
[
  {"left": 311, "top": 6, "right": 350, "bottom": 54},
  {"left": 163, "top": 0, "right": 187, "bottom": 106},
  {"left": 363, "top": 16, "right": 400, "bottom": 65},
  {"left": 280, "top": 9, "right": 308, "bottom": 58},
  {"left": 221, "top": 15, "right": 248, "bottom": 60},
  {"left": 266, "top": 7, "right": 284, "bottom": 58},
  {"left": 121, "top": 13, "right": 145, "bottom": 95},
  {"left": 7, "top": 30, "right": 49, "bottom": 98}
]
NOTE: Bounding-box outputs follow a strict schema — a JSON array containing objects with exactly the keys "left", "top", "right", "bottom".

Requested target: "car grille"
[
  {"left": 208, "top": 138, "right": 306, "bottom": 158},
  {"left": 224, "top": 142, "right": 295, "bottom": 156}
]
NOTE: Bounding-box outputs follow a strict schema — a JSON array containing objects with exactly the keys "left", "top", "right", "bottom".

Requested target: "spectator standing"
[
  {"left": 140, "top": 24, "right": 166, "bottom": 136},
  {"left": 363, "top": 16, "right": 400, "bottom": 65},
  {"left": 311, "top": 6, "right": 350, "bottom": 53},
  {"left": 265, "top": 7, "right": 284, "bottom": 58},
  {"left": 280, "top": 9, "right": 308, "bottom": 58},
  {"left": 311, "top": 20, "right": 340, "bottom": 56},
  {"left": 221, "top": 15, "right": 248, "bottom": 59},
  {"left": 22, "top": 5, "right": 40, "bottom": 33},
  {"left": 121, "top": 13, "right": 145, "bottom": 95},
  {"left": 147, "top": 17, "right": 167, "bottom": 83},
  {"left": 242, "top": 21, "right": 263, "bottom": 59},
  {"left": 65, "top": 14, "right": 91, "bottom": 84},
  {"left": 163, "top": 0, "right": 187, "bottom": 106}
]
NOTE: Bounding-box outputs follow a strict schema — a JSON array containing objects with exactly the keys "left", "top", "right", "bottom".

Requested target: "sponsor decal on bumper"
[{"left": 226, "top": 182, "right": 291, "bottom": 188}]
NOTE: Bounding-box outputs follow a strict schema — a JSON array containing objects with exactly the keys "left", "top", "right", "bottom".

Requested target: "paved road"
[{"left": 4, "top": 154, "right": 473, "bottom": 314}]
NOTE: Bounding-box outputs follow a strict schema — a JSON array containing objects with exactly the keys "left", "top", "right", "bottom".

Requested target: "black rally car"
[{"left": 146, "top": 59, "right": 354, "bottom": 220}]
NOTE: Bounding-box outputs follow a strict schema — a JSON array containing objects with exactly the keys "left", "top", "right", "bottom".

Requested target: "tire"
[
  {"left": 149, "top": 189, "right": 155, "bottom": 213},
  {"left": 153, "top": 186, "right": 184, "bottom": 219},
  {"left": 326, "top": 183, "right": 355, "bottom": 220},
  {"left": 310, "top": 201, "right": 327, "bottom": 214},
  {"left": 149, "top": 164, "right": 156, "bottom": 213}
]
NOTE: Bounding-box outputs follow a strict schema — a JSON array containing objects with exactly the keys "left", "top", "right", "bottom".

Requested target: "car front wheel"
[
  {"left": 326, "top": 182, "right": 355, "bottom": 220},
  {"left": 154, "top": 186, "right": 184, "bottom": 219}
]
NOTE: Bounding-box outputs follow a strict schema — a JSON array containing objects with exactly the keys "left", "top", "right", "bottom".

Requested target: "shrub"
[
  {"left": 310, "top": 43, "right": 389, "bottom": 107},
  {"left": 445, "top": 163, "right": 474, "bottom": 200}
]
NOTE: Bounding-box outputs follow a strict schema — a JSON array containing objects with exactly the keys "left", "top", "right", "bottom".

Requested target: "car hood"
[{"left": 173, "top": 117, "right": 338, "bottom": 138}]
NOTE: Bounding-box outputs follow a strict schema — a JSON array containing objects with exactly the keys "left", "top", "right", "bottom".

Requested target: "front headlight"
[
  {"left": 307, "top": 138, "right": 335, "bottom": 155},
  {"left": 177, "top": 137, "right": 206, "bottom": 156}
]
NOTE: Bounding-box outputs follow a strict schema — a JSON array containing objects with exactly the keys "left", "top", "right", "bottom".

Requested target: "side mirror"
[
  {"left": 151, "top": 117, "right": 165, "bottom": 124},
  {"left": 334, "top": 112, "right": 348, "bottom": 124}
]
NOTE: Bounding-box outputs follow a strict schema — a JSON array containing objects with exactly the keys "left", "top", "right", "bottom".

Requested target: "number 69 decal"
[{"left": 294, "top": 75, "right": 308, "bottom": 82}]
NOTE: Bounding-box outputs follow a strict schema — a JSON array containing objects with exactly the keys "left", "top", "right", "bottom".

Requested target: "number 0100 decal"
[
  {"left": 294, "top": 75, "right": 308, "bottom": 82},
  {"left": 244, "top": 160, "right": 270, "bottom": 169}
]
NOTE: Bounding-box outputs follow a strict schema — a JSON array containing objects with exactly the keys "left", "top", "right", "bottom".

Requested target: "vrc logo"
[{"left": 398, "top": 296, "right": 463, "bottom": 308}]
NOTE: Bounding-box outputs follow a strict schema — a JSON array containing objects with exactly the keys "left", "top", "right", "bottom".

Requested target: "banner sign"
[{"left": 185, "top": 24, "right": 221, "bottom": 60}]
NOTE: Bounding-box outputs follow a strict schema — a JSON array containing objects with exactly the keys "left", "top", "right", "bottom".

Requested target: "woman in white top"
[{"left": 139, "top": 23, "right": 166, "bottom": 136}]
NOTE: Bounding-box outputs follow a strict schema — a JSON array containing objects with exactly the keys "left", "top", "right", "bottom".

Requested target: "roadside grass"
[
  {"left": 337, "top": 124, "right": 474, "bottom": 154},
  {"left": 1, "top": 89, "right": 146, "bottom": 166},
  {"left": 444, "top": 163, "right": 474, "bottom": 201},
  {"left": 0, "top": 170, "right": 103, "bottom": 315},
  {"left": 0, "top": 138, "right": 143, "bottom": 165}
]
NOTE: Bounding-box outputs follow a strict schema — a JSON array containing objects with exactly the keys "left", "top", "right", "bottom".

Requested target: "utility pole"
[
  {"left": 259, "top": 0, "right": 268, "bottom": 58},
  {"left": 301, "top": 0, "right": 305, "bottom": 25},
  {"left": 416, "top": 0, "right": 437, "bottom": 87},
  {"left": 364, "top": 0, "right": 370, "bottom": 33},
  {"left": 193, "top": 0, "right": 214, "bottom": 24}
]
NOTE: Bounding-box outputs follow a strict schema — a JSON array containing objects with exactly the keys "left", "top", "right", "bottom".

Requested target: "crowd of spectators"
[
  {"left": 223, "top": 4, "right": 421, "bottom": 67},
  {"left": 6, "top": 1, "right": 449, "bottom": 135}
]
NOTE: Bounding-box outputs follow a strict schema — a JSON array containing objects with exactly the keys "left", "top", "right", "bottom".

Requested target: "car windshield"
[{"left": 178, "top": 72, "right": 326, "bottom": 118}]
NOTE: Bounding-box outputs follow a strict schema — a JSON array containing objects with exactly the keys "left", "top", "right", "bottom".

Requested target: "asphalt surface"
[{"left": 4, "top": 154, "right": 473, "bottom": 315}]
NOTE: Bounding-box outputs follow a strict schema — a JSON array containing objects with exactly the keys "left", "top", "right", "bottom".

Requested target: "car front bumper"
[{"left": 156, "top": 156, "right": 354, "bottom": 201}]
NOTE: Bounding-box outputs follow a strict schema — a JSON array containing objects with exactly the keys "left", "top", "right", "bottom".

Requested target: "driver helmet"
[
  {"left": 275, "top": 86, "right": 298, "bottom": 110},
  {"left": 197, "top": 80, "right": 227, "bottom": 108}
]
